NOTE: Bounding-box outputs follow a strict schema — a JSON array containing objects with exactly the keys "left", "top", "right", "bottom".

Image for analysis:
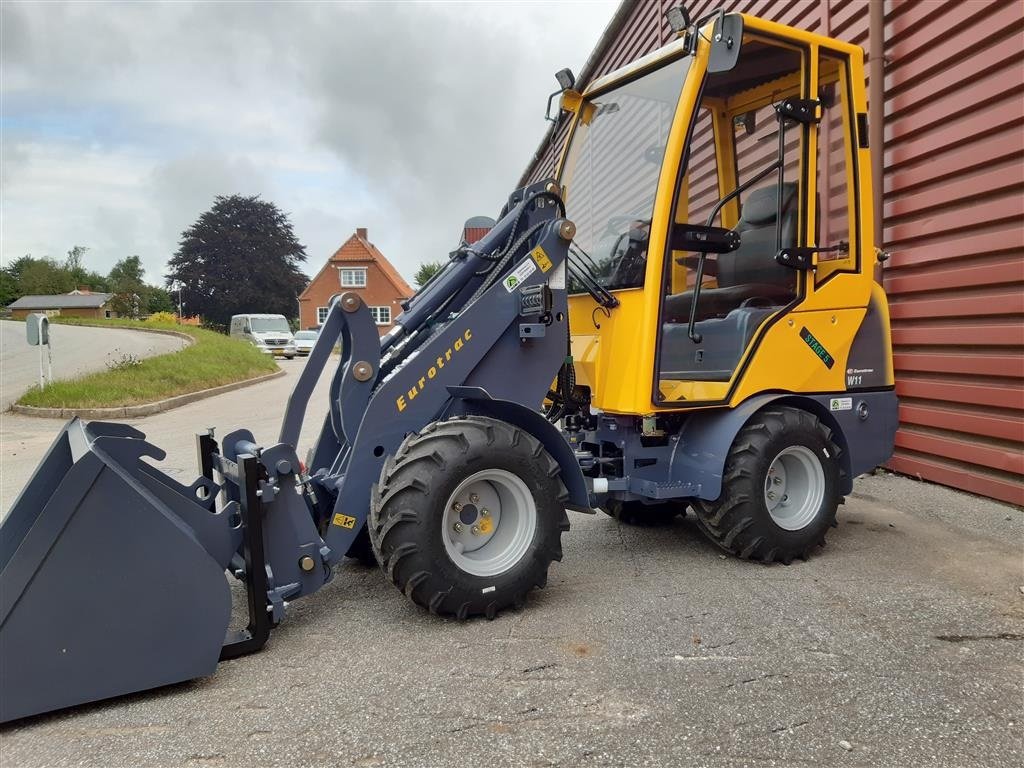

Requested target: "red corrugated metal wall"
[{"left": 523, "top": 0, "right": 1024, "bottom": 505}]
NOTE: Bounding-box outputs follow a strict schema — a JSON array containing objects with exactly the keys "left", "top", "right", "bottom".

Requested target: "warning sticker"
[
  {"left": 503, "top": 259, "right": 537, "bottom": 292},
  {"left": 531, "top": 245, "right": 554, "bottom": 273},
  {"left": 332, "top": 513, "right": 357, "bottom": 529},
  {"left": 829, "top": 397, "right": 853, "bottom": 412}
]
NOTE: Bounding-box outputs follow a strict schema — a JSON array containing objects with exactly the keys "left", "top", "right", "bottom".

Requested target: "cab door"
[{"left": 655, "top": 34, "right": 812, "bottom": 406}]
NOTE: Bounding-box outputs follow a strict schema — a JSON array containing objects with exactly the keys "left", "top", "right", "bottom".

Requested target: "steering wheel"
[{"left": 606, "top": 219, "right": 652, "bottom": 288}]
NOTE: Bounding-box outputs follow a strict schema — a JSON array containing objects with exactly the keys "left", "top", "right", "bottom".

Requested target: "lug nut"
[
  {"left": 767, "top": 491, "right": 775, "bottom": 500},
  {"left": 452, "top": 502, "right": 463, "bottom": 512},
  {"left": 471, "top": 525, "right": 481, "bottom": 535},
  {"left": 453, "top": 522, "right": 464, "bottom": 533},
  {"left": 480, "top": 508, "right": 490, "bottom": 517},
  {"left": 773, "top": 476, "right": 782, "bottom": 485},
  {"left": 469, "top": 493, "right": 480, "bottom": 503}
]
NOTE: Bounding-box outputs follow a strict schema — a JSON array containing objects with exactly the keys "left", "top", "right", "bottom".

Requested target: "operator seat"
[{"left": 663, "top": 182, "right": 799, "bottom": 323}]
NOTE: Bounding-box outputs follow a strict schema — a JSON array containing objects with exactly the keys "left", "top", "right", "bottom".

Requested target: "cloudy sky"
[{"left": 1, "top": 0, "right": 617, "bottom": 285}]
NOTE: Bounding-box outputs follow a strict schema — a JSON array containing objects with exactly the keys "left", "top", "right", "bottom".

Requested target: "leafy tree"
[
  {"left": 63, "top": 246, "right": 109, "bottom": 292},
  {"left": 145, "top": 287, "right": 175, "bottom": 314},
  {"left": 64, "top": 245, "right": 87, "bottom": 275},
  {"left": 108, "top": 255, "right": 145, "bottom": 291},
  {"left": 12, "top": 256, "right": 75, "bottom": 295},
  {"left": 414, "top": 260, "right": 444, "bottom": 287},
  {"left": 166, "top": 195, "right": 308, "bottom": 329},
  {"left": 105, "top": 255, "right": 147, "bottom": 317},
  {"left": 0, "top": 267, "right": 19, "bottom": 306}
]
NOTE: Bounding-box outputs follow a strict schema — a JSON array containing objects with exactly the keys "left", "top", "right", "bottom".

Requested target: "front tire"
[
  {"left": 693, "top": 407, "right": 842, "bottom": 564},
  {"left": 369, "top": 416, "right": 570, "bottom": 619}
]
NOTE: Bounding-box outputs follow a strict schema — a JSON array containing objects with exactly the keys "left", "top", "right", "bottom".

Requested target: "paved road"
[
  {"left": 0, "top": 319, "right": 187, "bottom": 410},
  {"left": 1, "top": 360, "right": 1021, "bottom": 767}
]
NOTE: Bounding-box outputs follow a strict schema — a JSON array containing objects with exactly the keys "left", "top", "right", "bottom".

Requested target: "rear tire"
[
  {"left": 693, "top": 407, "right": 842, "bottom": 564},
  {"left": 369, "top": 416, "right": 570, "bottom": 619},
  {"left": 603, "top": 499, "right": 683, "bottom": 526}
]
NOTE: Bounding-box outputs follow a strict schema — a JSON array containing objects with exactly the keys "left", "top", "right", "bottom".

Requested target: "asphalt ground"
[
  {"left": 1, "top": 359, "right": 1021, "bottom": 767},
  {"left": 0, "top": 319, "right": 187, "bottom": 410}
]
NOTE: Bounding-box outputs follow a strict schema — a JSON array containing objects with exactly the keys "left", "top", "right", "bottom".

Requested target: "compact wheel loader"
[{"left": 0, "top": 10, "right": 897, "bottom": 721}]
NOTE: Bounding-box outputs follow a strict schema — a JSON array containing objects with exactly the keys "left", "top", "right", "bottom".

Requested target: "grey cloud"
[
  {"left": 151, "top": 152, "right": 270, "bottom": 254},
  {"left": 1, "top": 0, "right": 617, "bottom": 280}
]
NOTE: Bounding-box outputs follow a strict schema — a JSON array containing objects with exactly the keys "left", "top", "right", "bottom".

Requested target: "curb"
[
  {"left": 11, "top": 368, "right": 286, "bottom": 420},
  {"left": 49, "top": 321, "right": 197, "bottom": 347}
]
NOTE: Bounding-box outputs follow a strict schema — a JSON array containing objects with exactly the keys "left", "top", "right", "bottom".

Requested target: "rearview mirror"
[
  {"left": 671, "top": 223, "right": 740, "bottom": 254},
  {"left": 707, "top": 13, "right": 744, "bottom": 73}
]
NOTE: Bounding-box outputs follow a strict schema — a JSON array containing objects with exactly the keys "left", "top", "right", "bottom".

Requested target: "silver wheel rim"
[
  {"left": 764, "top": 445, "right": 825, "bottom": 531},
  {"left": 442, "top": 469, "right": 537, "bottom": 577}
]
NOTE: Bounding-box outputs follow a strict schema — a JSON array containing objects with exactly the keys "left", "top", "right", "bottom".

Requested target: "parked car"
[
  {"left": 229, "top": 314, "right": 297, "bottom": 359},
  {"left": 292, "top": 330, "right": 319, "bottom": 356}
]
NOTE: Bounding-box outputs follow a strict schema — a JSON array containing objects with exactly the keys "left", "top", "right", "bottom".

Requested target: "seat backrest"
[{"left": 717, "top": 182, "right": 798, "bottom": 289}]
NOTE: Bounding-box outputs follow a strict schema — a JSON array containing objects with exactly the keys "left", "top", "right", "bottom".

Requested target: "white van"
[{"left": 229, "top": 314, "right": 297, "bottom": 359}]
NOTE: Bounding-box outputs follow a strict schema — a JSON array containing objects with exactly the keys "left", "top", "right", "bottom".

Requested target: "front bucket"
[{"left": 1, "top": 420, "right": 237, "bottom": 723}]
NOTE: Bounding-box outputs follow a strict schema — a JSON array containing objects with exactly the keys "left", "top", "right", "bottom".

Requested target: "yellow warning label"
[
  {"left": 531, "top": 245, "right": 553, "bottom": 273},
  {"left": 332, "top": 513, "right": 357, "bottom": 529}
]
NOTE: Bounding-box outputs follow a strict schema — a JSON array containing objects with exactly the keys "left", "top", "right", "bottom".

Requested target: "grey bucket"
[{"left": 0, "top": 419, "right": 240, "bottom": 723}]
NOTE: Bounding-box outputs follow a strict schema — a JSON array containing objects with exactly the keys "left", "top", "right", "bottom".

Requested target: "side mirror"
[
  {"left": 671, "top": 223, "right": 740, "bottom": 254},
  {"left": 736, "top": 110, "right": 756, "bottom": 136},
  {"left": 707, "top": 13, "right": 743, "bottom": 74},
  {"left": 554, "top": 68, "right": 575, "bottom": 91},
  {"left": 546, "top": 68, "right": 577, "bottom": 122}
]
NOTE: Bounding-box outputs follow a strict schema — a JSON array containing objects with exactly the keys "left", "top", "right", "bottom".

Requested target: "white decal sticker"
[
  {"left": 503, "top": 259, "right": 537, "bottom": 292},
  {"left": 548, "top": 261, "right": 566, "bottom": 290},
  {"left": 481, "top": 585, "right": 496, "bottom": 594},
  {"left": 829, "top": 397, "right": 853, "bottom": 412}
]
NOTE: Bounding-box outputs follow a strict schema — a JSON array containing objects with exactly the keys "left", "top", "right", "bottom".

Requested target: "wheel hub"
[
  {"left": 764, "top": 445, "right": 825, "bottom": 531},
  {"left": 442, "top": 469, "right": 537, "bottom": 577}
]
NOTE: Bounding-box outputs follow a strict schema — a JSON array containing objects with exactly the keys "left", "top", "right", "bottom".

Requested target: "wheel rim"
[
  {"left": 764, "top": 445, "right": 825, "bottom": 531},
  {"left": 442, "top": 469, "right": 538, "bottom": 577}
]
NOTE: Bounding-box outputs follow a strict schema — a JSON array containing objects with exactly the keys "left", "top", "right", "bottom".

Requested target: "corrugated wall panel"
[
  {"left": 520, "top": 0, "right": 1024, "bottom": 505},
  {"left": 880, "top": 0, "right": 1024, "bottom": 506}
]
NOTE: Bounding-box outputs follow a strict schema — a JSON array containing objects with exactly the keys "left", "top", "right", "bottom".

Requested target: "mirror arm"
[{"left": 545, "top": 90, "right": 563, "bottom": 123}]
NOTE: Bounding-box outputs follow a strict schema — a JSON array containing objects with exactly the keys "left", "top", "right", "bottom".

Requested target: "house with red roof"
[{"left": 298, "top": 228, "right": 414, "bottom": 334}]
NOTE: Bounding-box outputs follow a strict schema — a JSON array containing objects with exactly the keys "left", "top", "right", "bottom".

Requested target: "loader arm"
[{"left": 0, "top": 179, "right": 583, "bottom": 721}]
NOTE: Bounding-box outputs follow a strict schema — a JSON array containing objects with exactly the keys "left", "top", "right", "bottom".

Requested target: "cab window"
[{"left": 560, "top": 57, "right": 690, "bottom": 292}]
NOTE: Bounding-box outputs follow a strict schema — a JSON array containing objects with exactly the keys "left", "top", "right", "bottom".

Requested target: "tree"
[
  {"left": 62, "top": 246, "right": 109, "bottom": 292},
  {"left": 10, "top": 256, "right": 75, "bottom": 295},
  {"left": 105, "top": 255, "right": 147, "bottom": 318},
  {"left": 165, "top": 195, "right": 308, "bottom": 329},
  {"left": 64, "top": 245, "right": 87, "bottom": 275},
  {"left": 414, "top": 260, "right": 444, "bottom": 287},
  {"left": 0, "top": 267, "right": 19, "bottom": 307},
  {"left": 145, "top": 287, "right": 175, "bottom": 314},
  {"left": 108, "top": 255, "right": 145, "bottom": 291}
]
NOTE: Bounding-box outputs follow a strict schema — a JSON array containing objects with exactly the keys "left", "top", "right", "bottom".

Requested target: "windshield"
[
  {"left": 294, "top": 331, "right": 318, "bottom": 340},
  {"left": 560, "top": 56, "right": 690, "bottom": 292},
  {"left": 250, "top": 317, "right": 290, "bottom": 333}
]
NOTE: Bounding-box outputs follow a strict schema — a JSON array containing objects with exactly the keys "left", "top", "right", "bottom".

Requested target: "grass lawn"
[{"left": 17, "top": 318, "right": 279, "bottom": 409}]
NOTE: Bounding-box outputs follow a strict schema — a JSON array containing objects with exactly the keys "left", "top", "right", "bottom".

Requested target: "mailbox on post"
[
  {"left": 26, "top": 313, "right": 49, "bottom": 346},
  {"left": 25, "top": 313, "right": 52, "bottom": 388}
]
